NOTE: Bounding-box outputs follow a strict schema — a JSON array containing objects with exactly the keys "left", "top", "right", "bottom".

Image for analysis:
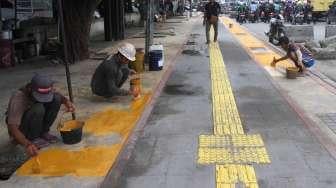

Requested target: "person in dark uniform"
[{"left": 204, "top": 0, "right": 221, "bottom": 44}]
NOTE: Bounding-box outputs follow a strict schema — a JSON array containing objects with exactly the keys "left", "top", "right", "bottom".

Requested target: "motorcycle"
[
  {"left": 249, "top": 11, "right": 257, "bottom": 23},
  {"left": 267, "top": 12, "right": 274, "bottom": 22},
  {"left": 306, "top": 12, "right": 312, "bottom": 24},
  {"left": 267, "top": 15, "right": 286, "bottom": 44},
  {"left": 238, "top": 12, "right": 246, "bottom": 24},
  {"left": 293, "top": 11, "right": 304, "bottom": 25},
  {"left": 260, "top": 11, "right": 267, "bottom": 22}
]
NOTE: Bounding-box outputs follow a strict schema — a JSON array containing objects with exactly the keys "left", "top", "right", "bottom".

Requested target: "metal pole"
[
  {"left": 57, "top": 0, "right": 76, "bottom": 120},
  {"left": 0, "top": 0, "right": 2, "bottom": 25},
  {"left": 144, "top": 0, "right": 151, "bottom": 64}
]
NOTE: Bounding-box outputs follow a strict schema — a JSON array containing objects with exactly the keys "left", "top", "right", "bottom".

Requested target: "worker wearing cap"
[
  {"left": 91, "top": 42, "right": 137, "bottom": 98},
  {"left": 6, "top": 74, "right": 75, "bottom": 156}
]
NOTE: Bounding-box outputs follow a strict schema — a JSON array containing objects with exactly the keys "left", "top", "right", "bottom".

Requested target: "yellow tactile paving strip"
[
  {"left": 199, "top": 135, "right": 265, "bottom": 148},
  {"left": 221, "top": 17, "right": 293, "bottom": 70},
  {"left": 216, "top": 165, "right": 259, "bottom": 188},
  {"left": 198, "top": 37, "right": 270, "bottom": 187},
  {"left": 199, "top": 147, "right": 270, "bottom": 164}
]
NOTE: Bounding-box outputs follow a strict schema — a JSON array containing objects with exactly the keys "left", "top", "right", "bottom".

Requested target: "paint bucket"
[
  {"left": 59, "top": 119, "right": 84, "bottom": 145},
  {"left": 286, "top": 67, "right": 299, "bottom": 79},
  {"left": 129, "top": 48, "right": 145, "bottom": 73},
  {"left": 130, "top": 76, "right": 141, "bottom": 100}
]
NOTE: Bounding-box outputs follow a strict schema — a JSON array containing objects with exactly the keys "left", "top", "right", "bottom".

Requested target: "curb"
[{"left": 100, "top": 19, "right": 197, "bottom": 188}]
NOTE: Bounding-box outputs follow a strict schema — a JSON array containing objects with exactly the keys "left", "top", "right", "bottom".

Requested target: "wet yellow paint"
[
  {"left": 84, "top": 93, "right": 151, "bottom": 137},
  {"left": 60, "top": 120, "right": 83, "bottom": 132},
  {"left": 17, "top": 145, "right": 122, "bottom": 176},
  {"left": 17, "top": 93, "right": 152, "bottom": 177},
  {"left": 221, "top": 17, "right": 293, "bottom": 69}
]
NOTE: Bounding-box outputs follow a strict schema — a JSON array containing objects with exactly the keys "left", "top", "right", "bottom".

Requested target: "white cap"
[{"left": 118, "top": 42, "right": 136, "bottom": 61}]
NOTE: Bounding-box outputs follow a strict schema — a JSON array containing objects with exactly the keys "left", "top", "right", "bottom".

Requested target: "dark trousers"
[
  {"left": 206, "top": 20, "right": 218, "bottom": 43},
  {"left": 19, "top": 94, "right": 62, "bottom": 140}
]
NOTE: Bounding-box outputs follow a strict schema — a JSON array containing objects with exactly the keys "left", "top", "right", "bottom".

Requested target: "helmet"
[{"left": 118, "top": 42, "right": 136, "bottom": 61}]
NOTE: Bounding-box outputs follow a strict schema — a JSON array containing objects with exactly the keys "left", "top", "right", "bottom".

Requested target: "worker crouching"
[{"left": 91, "top": 42, "right": 137, "bottom": 98}]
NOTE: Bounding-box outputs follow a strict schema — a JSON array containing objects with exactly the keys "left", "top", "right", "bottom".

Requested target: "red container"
[{"left": 0, "top": 39, "right": 14, "bottom": 68}]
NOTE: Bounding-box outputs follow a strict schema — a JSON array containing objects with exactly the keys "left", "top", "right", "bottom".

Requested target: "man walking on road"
[
  {"left": 6, "top": 74, "right": 75, "bottom": 157},
  {"left": 91, "top": 42, "right": 137, "bottom": 98},
  {"left": 204, "top": 0, "right": 221, "bottom": 44},
  {"left": 272, "top": 36, "right": 315, "bottom": 74}
]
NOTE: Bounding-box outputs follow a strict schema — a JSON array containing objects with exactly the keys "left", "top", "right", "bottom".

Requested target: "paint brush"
[{"left": 32, "top": 156, "right": 41, "bottom": 174}]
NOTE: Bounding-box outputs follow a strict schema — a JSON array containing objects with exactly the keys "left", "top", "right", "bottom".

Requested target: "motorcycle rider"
[
  {"left": 304, "top": 1, "right": 313, "bottom": 23},
  {"left": 236, "top": 2, "right": 247, "bottom": 23},
  {"left": 265, "top": 1, "right": 275, "bottom": 22},
  {"left": 284, "top": 1, "right": 294, "bottom": 22},
  {"left": 249, "top": 1, "right": 259, "bottom": 21}
]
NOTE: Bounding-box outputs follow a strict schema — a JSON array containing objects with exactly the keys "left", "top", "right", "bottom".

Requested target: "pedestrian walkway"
[
  {"left": 119, "top": 18, "right": 336, "bottom": 188},
  {"left": 221, "top": 17, "right": 336, "bottom": 159},
  {"left": 198, "top": 42, "right": 270, "bottom": 188},
  {"left": 0, "top": 16, "right": 198, "bottom": 187}
]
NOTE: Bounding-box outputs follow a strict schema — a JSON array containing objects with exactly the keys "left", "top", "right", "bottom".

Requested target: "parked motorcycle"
[
  {"left": 238, "top": 12, "right": 246, "bottom": 24},
  {"left": 267, "top": 15, "right": 286, "bottom": 44},
  {"left": 293, "top": 11, "right": 304, "bottom": 25},
  {"left": 249, "top": 11, "right": 257, "bottom": 23},
  {"left": 260, "top": 11, "right": 267, "bottom": 22},
  {"left": 305, "top": 12, "right": 312, "bottom": 24}
]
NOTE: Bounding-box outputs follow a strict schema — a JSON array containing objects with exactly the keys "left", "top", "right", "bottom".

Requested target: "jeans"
[
  {"left": 19, "top": 94, "right": 62, "bottom": 140},
  {"left": 206, "top": 20, "right": 218, "bottom": 43}
]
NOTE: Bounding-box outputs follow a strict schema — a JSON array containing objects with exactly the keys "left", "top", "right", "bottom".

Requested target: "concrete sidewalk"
[
  {"left": 118, "top": 18, "right": 336, "bottom": 188},
  {"left": 0, "top": 16, "right": 199, "bottom": 187}
]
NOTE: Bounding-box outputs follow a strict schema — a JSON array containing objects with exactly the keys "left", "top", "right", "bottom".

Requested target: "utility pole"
[{"left": 145, "top": 0, "right": 154, "bottom": 64}]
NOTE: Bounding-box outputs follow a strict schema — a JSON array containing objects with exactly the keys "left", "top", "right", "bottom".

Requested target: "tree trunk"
[{"left": 62, "top": 0, "right": 99, "bottom": 63}]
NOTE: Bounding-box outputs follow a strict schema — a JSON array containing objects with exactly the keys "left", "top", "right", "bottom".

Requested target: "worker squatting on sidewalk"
[
  {"left": 6, "top": 74, "right": 75, "bottom": 157},
  {"left": 272, "top": 36, "right": 315, "bottom": 75},
  {"left": 91, "top": 42, "right": 138, "bottom": 98},
  {"left": 5, "top": 42, "right": 138, "bottom": 158}
]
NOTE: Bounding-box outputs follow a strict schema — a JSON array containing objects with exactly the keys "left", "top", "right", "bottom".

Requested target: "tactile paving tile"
[
  {"left": 216, "top": 165, "right": 259, "bottom": 188},
  {"left": 198, "top": 147, "right": 270, "bottom": 165},
  {"left": 231, "top": 135, "right": 264, "bottom": 147},
  {"left": 199, "top": 135, "right": 265, "bottom": 148},
  {"left": 209, "top": 42, "right": 245, "bottom": 135},
  {"left": 205, "top": 28, "right": 271, "bottom": 188}
]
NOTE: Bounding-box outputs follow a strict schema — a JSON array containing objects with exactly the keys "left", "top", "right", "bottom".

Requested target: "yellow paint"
[
  {"left": 17, "top": 145, "right": 122, "bottom": 176},
  {"left": 60, "top": 120, "right": 83, "bottom": 132},
  {"left": 84, "top": 93, "right": 151, "bottom": 137},
  {"left": 221, "top": 17, "right": 293, "bottom": 70},
  {"left": 17, "top": 93, "right": 152, "bottom": 177}
]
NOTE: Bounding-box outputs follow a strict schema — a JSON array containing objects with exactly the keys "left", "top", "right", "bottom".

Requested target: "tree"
[{"left": 61, "top": 0, "right": 101, "bottom": 62}]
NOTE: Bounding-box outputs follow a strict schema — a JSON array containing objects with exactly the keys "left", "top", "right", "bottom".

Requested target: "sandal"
[{"left": 42, "top": 133, "right": 59, "bottom": 144}]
